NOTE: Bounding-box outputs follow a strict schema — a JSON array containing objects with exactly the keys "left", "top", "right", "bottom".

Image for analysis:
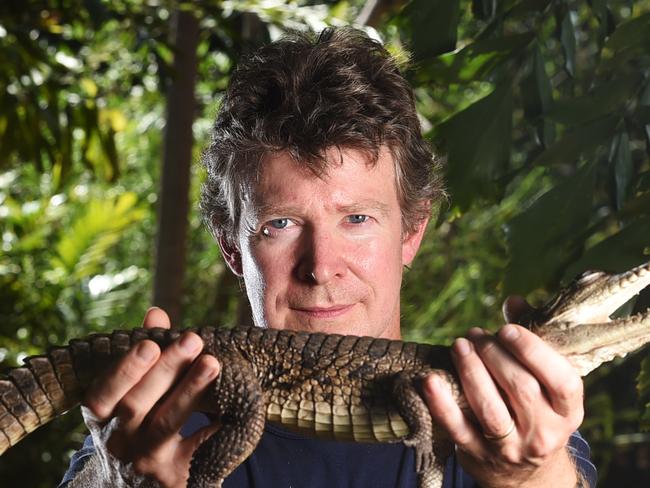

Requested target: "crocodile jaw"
[
  {"left": 539, "top": 261, "right": 650, "bottom": 325},
  {"left": 531, "top": 262, "right": 650, "bottom": 376},
  {"left": 536, "top": 311, "right": 650, "bottom": 376}
]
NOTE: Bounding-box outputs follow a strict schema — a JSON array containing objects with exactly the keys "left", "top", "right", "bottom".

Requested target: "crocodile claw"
[{"left": 403, "top": 436, "right": 434, "bottom": 474}]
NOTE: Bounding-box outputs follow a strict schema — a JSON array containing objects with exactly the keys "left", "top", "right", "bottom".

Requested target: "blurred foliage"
[
  {"left": 397, "top": 0, "right": 650, "bottom": 484},
  {"left": 0, "top": 0, "right": 649, "bottom": 486}
]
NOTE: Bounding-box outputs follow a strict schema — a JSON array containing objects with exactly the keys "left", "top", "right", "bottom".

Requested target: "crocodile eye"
[{"left": 577, "top": 270, "right": 606, "bottom": 284}]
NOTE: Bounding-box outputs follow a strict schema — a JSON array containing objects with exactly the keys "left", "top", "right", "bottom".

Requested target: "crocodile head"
[{"left": 516, "top": 262, "right": 650, "bottom": 376}]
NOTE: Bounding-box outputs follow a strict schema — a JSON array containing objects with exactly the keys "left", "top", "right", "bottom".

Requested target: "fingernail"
[
  {"left": 425, "top": 375, "right": 439, "bottom": 395},
  {"left": 453, "top": 338, "right": 472, "bottom": 357},
  {"left": 203, "top": 367, "right": 217, "bottom": 379},
  {"left": 500, "top": 324, "right": 520, "bottom": 341},
  {"left": 426, "top": 374, "right": 450, "bottom": 397},
  {"left": 180, "top": 333, "right": 202, "bottom": 353},
  {"left": 203, "top": 365, "right": 220, "bottom": 379},
  {"left": 201, "top": 358, "right": 220, "bottom": 379},
  {"left": 137, "top": 342, "right": 157, "bottom": 361}
]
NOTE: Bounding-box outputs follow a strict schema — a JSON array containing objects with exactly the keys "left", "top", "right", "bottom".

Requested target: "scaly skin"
[{"left": 0, "top": 262, "right": 648, "bottom": 487}]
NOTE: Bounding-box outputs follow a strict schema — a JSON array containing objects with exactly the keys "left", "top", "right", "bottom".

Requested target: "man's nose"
[{"left": 296, "top": 228, "right": 347, "bottom": 284}]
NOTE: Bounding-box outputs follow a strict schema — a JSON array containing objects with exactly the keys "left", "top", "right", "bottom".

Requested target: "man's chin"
[
  {"left": 278, "top": 312, "right": 365, "bottom": 336},
  {"left": 265, "top": 306, "right": 398, "bottom": 339}
]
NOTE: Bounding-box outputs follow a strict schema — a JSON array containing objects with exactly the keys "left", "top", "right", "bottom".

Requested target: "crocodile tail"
[
  {"left": 0, "top": 327, "right": 182, "bottom": 455},
  {"left": 0, "top": 349, "right": 82, "bottom": 455}
]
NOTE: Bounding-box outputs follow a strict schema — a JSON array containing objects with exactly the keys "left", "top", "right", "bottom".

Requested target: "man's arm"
[
  {"left": 424, "top": 323, "right": 586, "bottom": 487},
  {"left": 65, "top": 307, "right": 220, "bottom": 488}
]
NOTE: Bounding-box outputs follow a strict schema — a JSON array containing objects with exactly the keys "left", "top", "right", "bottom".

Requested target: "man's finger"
[
  {"left": 143, "top": 306, "right": 172, "bottom": 329},
  {"left": 84, "top": 340, "right": 160, "bottom": 420},
  {"left": 467, "top": 327, "right": 548, "bottom": 425},
  {"left": 422, "top": 373, "right": 488, "bottom": 460},
  {"left": 497, "top": 324, "right": 583, "bottom": 418},
  {"left": 145, "top": 354, "right": 221, "bottom": 446},
  {"left": 116, "top": 332, "right": 204, "bottom": 434},
  {"left": 450, "top": 336, "right": 515, "bottom": 441}
]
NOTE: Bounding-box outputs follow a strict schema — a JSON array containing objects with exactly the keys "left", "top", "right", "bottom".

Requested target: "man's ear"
[
  {"left": 217, "top": 232, "right": 243, "bottom": 276},
  {"left": 401, "top": 214, "right": 430, "bottom": 266}
]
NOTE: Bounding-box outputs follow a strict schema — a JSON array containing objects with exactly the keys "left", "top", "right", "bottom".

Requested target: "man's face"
[{"left": 224, "top": 147, "right": 427, "bottom": 340}]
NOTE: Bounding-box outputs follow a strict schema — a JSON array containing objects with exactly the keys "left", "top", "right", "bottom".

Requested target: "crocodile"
[{"left": 0, "top": 262, "right": 649, "bottom": 488}]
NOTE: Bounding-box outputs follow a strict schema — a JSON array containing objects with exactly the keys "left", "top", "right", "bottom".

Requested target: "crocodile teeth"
[{"left": 542, "top": 261, "right": 650, "bottom": 326}]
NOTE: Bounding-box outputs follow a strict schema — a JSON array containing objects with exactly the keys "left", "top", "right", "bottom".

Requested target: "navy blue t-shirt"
[{"left": 60, "top": 412, "right": 597, "bottom": 487}]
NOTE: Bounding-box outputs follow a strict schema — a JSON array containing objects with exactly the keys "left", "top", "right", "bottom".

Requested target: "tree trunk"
[
  {"left": 356, "top": 0, "right": 406, "bottom": 26},
  {"left": 152, "top": 10, "right": 199, "bottom": 325}
]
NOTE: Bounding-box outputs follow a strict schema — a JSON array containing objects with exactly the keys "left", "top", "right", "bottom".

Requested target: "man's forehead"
[
  {"left": 255, "top": 146, "right": 389, "bottom": 179},
  {"left": 245, "top": 148, "right": 397, "bottom": 208}
]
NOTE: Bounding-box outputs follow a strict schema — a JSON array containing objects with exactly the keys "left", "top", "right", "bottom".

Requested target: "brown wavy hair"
[{"left": 200, "top": 27, "right": 444, "bottom": 245}]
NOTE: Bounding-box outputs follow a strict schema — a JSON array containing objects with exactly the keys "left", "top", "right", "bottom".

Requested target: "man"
[{"left": 61, "top": 27, "right": 595, "bottom": 487}]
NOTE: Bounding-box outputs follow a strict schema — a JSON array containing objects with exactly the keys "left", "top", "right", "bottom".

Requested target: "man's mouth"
[{"left": 291, "top": 304, "right": 355, "bottom": 319}]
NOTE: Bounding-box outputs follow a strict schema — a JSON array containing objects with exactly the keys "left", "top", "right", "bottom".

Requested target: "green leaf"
[
  {"left": 545, "top": 75, "right": 641, "bottom": 126},
  {"left": 639, "top": 77, "right": 650, "bottom": 109},
  {"left": 58, "top": 106, "right": 74, "bottom": 185},
  {"left": 618, "top": 191, "right": 650, "bottom": 221},
  {"left": 520, "top": 45, "right": 552, "bottom": 119},
  {"left": 504, "top": 165, "right": 596, "bottom": 294},
  {"left": 588, "top": 0, "right": 614, "bottom": 46},
  {"left": 472, "top": 0, "right": 497, "bottom": 20},
  {"left": 531, "top": 115, "right": 620, "bottom": 167},
  {"left": 85, "top": 267, "right": 143, "bottom": 324},
  {"left": 599, "top": 12, "right": 650, "bottom": 74},
  {"left": 507, "top": 0, "right": 553, "bottom": 17},
  {"left": 42, "top": 89, "right": 62, "bottom": 146},
  {"left": 434, "top": 82, "right": 513, "bottom": 211},
  {"left": 52, "top": 193, "right": 146, "bottom": 281},
  {"left": 405, "top": 0, "right": 460, "bottom": 60},
  {"left": 609, "top": 132, "right": 633, "bottom": 211},
  {"left": 640, "top": 81, "right": 650, "bottom": 159},
  {"left": 563, "top": 216, "right": 650, "bottom": 282},
  {"left": 417, "top": 33, "right": 535, "bottom": 84},
  {"left": 638, "top": 356, "right": 650, "bottom": 431},
  {"left": 638, "top": 172, "right": 650, "bottom": 193},
  {"left": 519, "top": 44, "right": 554, "bottom": 147},
  {"left": 603, "top": 11, "right": 650, "bottom": 52},
  {"left": 556, "top": 5, "right": 576, "bottom": 76},
  {"left": 99, "top": 126, "right": 120, "bottom": 182},
  {"left": 0, "top": 105, "right": 17, "bottom": 168}
]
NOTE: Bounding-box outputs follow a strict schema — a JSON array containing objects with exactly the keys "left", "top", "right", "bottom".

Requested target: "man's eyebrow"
[
  {"left": 253, "top": 203, "right": 303, "bottom": 218},
  {"left": 337, "top": 200, "right": 392, "bottom": 216},
  {"left": 253, "top": 200, "right": 392, "bottom": 217}
]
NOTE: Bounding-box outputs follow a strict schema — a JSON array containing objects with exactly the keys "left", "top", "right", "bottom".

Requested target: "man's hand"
[
  {"left": 423, "top": 300, "right": 584, "bottom": 488},
  {"left": 81, "top": 307, "right": 221, "bottom": 487}
]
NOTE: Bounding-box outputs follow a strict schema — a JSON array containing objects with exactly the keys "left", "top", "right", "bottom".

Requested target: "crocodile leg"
[
  {"left": 393, "top": 372, "right": 451, "bottom": 488},
  {"left": 188, "top": 350, "right": 265, "bottom": 488}
]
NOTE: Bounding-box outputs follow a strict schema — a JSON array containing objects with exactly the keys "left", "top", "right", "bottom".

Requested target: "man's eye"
[
  {"left": 261, "top": 218, "right": 292, "bottom": 236},
  {"left": 270, "top": 218, "right": 289, "bottom": 229},
  {"left": 347, "top": 215, "right": 369, "bottom": 224}
]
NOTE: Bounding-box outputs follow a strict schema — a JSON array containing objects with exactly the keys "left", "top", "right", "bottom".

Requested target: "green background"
[{"left": 1, "top": 0, "right": 649, "bottom": 485}]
